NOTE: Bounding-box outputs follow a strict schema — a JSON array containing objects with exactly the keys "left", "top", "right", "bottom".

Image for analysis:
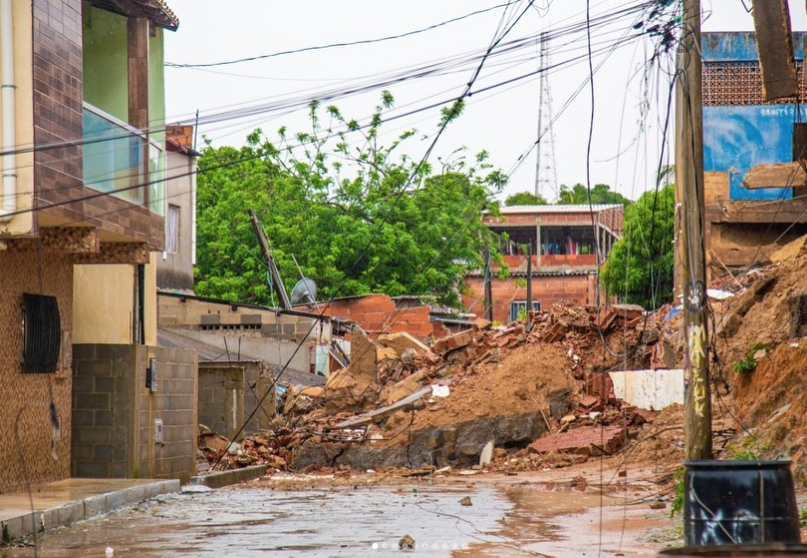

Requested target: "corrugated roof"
[{"left": 495, "top": 204, "right": 622, "bottom": 214}]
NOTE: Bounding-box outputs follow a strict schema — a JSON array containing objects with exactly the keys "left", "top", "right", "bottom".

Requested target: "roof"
[
  {"left": 157, "top": 290, "right": 331, "bottom": 322},
  {"left": 87, "top": 0, "right": 179, "bottom": 31},
  {"left": 158, "top": 329, "right": 325, "bottom": 387},
  {"left": 495, "top": 204, "right": 622, "bottom": 214}
]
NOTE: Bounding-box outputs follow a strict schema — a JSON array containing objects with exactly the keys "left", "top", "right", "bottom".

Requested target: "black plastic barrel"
[
  {"left": 658, "top": 544, "right": 807, "bottom": 557},
  {"left": 683, "top": 460, "right": 801, "bottom": 547}
]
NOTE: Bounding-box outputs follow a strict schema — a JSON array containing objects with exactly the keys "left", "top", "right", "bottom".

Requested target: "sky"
[{"left": 163, "top": 1, "right": 807, "bottom": 204}]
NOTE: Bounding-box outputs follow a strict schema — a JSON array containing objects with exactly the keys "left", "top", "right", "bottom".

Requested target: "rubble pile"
[{"left": 198, "top": 300, "right": 677, "bottom": 473}]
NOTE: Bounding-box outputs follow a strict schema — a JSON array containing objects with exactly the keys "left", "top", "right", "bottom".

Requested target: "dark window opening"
[
  {"left": 495, "top": 227, "right": 537, "bottom": 256},
  {"left": 541, "top": 226, "right": 595, "bottom": 256},
  {"left": 21, "top": 293, "right": 61, "bottom": 373},
  {"left": 510, "top": 300, "right": 541, "bottom": 322}
]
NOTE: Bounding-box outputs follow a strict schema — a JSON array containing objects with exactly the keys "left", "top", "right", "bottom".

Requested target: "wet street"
[{"left": 2, "top": 478, "right": 677, "bottom": 558}]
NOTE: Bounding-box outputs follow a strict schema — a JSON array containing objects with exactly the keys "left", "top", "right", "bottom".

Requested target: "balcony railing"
[{"left": 82, "top": 103, "right": 164, "bottom": 214}]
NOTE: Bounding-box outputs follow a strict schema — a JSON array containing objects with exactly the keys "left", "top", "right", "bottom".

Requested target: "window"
[
  {"left": 510, "top": 300, "right": 541, "bottom": 322},
  {"left": 167, "top": 204, "right": 180, "bottom": 253}
]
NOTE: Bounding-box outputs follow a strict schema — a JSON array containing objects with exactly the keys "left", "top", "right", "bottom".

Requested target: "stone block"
[
  {"left": 73, "top": 427, "right": 112, "bottom": 445},
  {"left": 95, "top": 344, "right": 133, "bottom": 360},
  {"left": 241, "top": 314, "right": 262, "bottom": 325},
  {"left": 74, "top": 392, "right": 111, "bottom": 411},
  {"left": 200, "top": 314, "right": 220, "bottom": 326},
  {"left": 94, "top": 376, "right": 115, "bottom": 393},
  {"left": 72, "top": 410, "right": 94, "bottom": 426},
  {"left": 108, "top": 462, "right": 129, "bottom": 478},
  {"left": 94, "top": 445, "right": 114, "bottom": 460},
  {"left": 83, "top": 494, "right": 108, "bottom": 517},
  {"left": 71, "top": 375, "right": 94, "bottom": 393},
  {"left": 54, "top": 501, "right": 85, "bottom": 526},
  {"left": 74, "top": 461, "right": 110, "bottom": 478},
  {"left": 95, "top": 410, "right": 113, "bottom": 426}
]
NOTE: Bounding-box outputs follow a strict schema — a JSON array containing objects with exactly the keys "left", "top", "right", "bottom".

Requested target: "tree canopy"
[
  {"left": 194, "top": 95, "right": 506, "bottom": 308},
  {"left": 504, "top": 191, "right": 548, "bottom": 206},
  {"left": 558, "top": 183, "right": 632, "bottom": 207},
  {"left": 600, "top": 183, "right": 675, "bottom": 309}
]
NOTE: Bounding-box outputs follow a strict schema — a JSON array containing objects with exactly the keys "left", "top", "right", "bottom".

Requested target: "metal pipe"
[{"left": 0, "top": 0, "right": 17, "bottom": 222}]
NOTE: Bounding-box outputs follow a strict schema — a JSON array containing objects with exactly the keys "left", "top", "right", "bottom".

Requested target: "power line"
[{"left": 166, "top": 2, "right": 521, "bottom": 68}]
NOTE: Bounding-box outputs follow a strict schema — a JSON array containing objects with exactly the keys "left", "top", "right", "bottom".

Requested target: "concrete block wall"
[
  {"left": 72, "top": 344, "right": 197, "bottom": 483},
  {"left": 136, "top": 347, "right": 198, "bottom": 482},
  {"left": 199, "top": 363, "right": 275, "bottom": 440},
  {"left": 72, "top": 344, "right": 137, "bottom": 479},
  {"left": 158, "top": 294, "right": 328, "bottom": 342}
]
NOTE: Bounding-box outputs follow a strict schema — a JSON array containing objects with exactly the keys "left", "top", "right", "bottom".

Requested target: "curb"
[
  {"left": 189, "top": 464, "right": 267, "bottom": 489},
  {"left": 1, "top": 479, "right": 179, "bottom": 542}
]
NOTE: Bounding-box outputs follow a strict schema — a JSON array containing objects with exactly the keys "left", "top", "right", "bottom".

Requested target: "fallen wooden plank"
[
  {"left": 334, "top": 386, "right": 433, "bottom": 429},
  {"left": 742, "top": 162, "right": 807, "bottom": 189}
]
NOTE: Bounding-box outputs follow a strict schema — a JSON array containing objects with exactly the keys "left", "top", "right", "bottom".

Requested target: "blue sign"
[{"left": 703, "top": 105, "right": 807, "bottom": 201}]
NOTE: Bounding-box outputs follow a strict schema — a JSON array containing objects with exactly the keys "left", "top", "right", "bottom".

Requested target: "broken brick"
[{"left": 528, "top": 425, "right": 626, "bottom": 456}]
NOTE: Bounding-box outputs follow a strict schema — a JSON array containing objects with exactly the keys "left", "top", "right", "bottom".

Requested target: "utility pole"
[
  {"left": 675, "top": 0, "right": 712, "bottom": 461},
  {"left": 249, "top": 209, "right": 292, "bottom": 310},
  {"left": 484, "top": 247, "right": 494, "bottom": 322},
  {"left": 526, "top": 243, "right": 533, "bottom": 318}
]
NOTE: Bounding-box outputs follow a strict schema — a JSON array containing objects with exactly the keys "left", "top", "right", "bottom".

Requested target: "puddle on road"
[
  {"left": 2, "top": 485, "right": 510, "bottom": 558},
  {"left": 2, "top": 482, "right": 673, "bottom": 558}
]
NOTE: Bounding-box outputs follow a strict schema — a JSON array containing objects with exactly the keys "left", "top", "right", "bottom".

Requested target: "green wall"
[{"left": 82, "top": 5, "right": 128, "bottom": 122}]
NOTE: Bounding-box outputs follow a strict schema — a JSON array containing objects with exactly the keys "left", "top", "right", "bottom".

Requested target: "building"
[
  {"left": 158, "top": 125, "right": 198, "bottom": 293},
  {"left": 462, "top": 204, "right": 623, "bottom": 323},
  {"left": 0, "top": 0, "right": 199, "bottom": 491},
  {"left": 702, "top": 32, "right": 807, "bottom": 268}
]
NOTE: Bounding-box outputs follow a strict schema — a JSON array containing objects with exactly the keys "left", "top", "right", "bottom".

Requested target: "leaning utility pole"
[
  {"left": 249, "top": 209, "right": 292, "bottom": 310},
  {"left": 675, "top": 0, "right": 712, "bottom": 460}
]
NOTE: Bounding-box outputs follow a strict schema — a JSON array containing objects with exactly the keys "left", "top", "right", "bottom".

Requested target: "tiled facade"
[{"left": 32, "top": 0, "right": 164, "bottom": 248}]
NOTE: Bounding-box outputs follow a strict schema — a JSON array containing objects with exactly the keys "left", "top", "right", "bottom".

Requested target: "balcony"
[{"left": 82, "top": 103, "right": 165, "bottom": 214}]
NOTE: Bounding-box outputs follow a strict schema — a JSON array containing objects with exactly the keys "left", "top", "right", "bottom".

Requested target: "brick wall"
[
  {"left": 462, "top": 274, "right": 597, "bottom": 323},
  {"left": 0, "top": 252, "right": 73, "bottom": 493},
  {"left": 296, "top": 294, "right": 440, "bottom": 339},
  {"left": 72, "top": 344, "right": 197, "bottom": 482}
]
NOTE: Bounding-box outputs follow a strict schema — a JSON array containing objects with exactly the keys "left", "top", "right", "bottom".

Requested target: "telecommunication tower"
[{"left": 534, "top": 31, "right": 559, "bottom": 201}]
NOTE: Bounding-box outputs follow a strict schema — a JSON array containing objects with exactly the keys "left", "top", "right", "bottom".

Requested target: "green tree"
[
  {"left": 600, "top": 183, "right": 675, "bottom": 308},
  {"left": 504, "top": 191, "right": 548, "bottom": 206},
  {"left": 557, "top": 183, "right": 632, "bottom": 206},
  {"left": 194, "top": 94, "right": 506, "bottom": 308}
]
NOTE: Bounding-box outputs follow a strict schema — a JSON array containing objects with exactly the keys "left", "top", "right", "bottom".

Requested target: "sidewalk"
[{"left": 0, "top": 477, "right": 179, "bottom": 542}]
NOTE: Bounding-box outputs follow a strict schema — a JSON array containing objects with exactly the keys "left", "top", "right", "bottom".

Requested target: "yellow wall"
[
  {"left": 73, "top": 264, "right": 135, "bottom": 344},
  {"left": 73, "top": 254, "right": 159, "bottom": 345},
  {"left": 0, "top": 0, "right": 35, "bottom": 236}
]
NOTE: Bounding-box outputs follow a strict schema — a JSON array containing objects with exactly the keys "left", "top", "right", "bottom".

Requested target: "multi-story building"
[
  {"left": 463, "top": 204, "right": 623, "bottom": 323},
  {"left": 0, "top": 0, "right": 198, "bottom": 492}
]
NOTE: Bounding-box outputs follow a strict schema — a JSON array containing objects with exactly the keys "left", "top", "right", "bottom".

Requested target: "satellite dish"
[{"left": 290, "top": 278, "right": 317, "bottom": 305}]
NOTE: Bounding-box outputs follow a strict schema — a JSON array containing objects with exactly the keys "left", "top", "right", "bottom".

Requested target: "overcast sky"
[{"left": 163, "top": 1, "right": 807, "bottom": 203}]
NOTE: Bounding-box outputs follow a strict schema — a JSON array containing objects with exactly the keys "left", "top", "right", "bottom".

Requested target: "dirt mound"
[{"left": 408, "top": 342, "right": 573, "bottom": 430}]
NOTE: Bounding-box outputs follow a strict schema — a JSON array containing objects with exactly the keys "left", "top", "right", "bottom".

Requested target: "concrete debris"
[{"left": 198, "top": 299, "right": 676, "bottom": 476}]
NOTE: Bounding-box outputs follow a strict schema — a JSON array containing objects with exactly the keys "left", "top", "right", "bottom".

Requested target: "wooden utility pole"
[
  {"left": 484, "top": 247, "right": 494, "bottom": 322},
  {"left": 526, "top": 243, "right": 533, "bottom": 316},
  {"left": 675, "top": 0, "right": 712, "bottom": 461},
  {"left": 249, "top": 210, "right": 292, "bottom": 310}
]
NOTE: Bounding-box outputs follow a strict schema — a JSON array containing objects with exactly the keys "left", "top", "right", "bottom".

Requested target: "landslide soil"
[{"left": 407, "top": 342, "right": 574, "bottom": 430}]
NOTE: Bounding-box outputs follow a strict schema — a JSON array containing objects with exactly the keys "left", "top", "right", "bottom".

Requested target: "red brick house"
[{"left": 462, "top": 204, "right": 624, "bottom": 323}]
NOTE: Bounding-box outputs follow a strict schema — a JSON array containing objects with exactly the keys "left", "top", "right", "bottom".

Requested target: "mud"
[{"left": 2, "top": 478, "right": 678, "bottom": 558}]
